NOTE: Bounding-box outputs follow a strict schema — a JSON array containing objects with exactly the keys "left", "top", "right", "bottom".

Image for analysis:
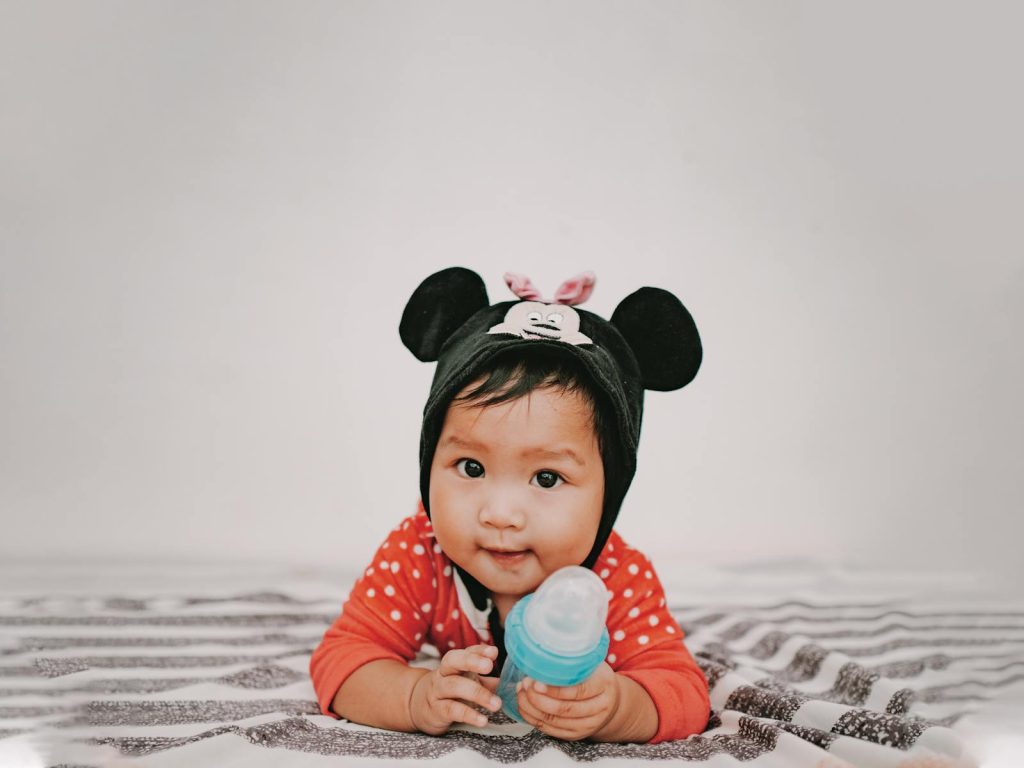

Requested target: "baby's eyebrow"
[
  {"left": 521, "top": 446, "right": 585, "bottom": 467},
  {"left": 438, "top": 435, "right": 484, "bottom": 451},
  {"left": 439, "top": 435, "right": 586, "bottom": 467}
]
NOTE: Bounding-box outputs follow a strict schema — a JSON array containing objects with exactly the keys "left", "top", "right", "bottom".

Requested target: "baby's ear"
[
  {"left": 400, "top": 267, "right": 490, "bottom": 362},
  {"left": 610, "top": 287, "right": 702, "bottom": 391}
]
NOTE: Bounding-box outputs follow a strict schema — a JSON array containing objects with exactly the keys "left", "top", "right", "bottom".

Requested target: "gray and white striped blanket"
[{"left": 1, "top": 562, "right": 1020, "bottom": 766}]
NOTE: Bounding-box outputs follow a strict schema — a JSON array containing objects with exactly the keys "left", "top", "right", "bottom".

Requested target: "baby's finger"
[
  {"left": 474, "top": 644, "right": 500, "bottom": 659},
  {"left": 441, "top": 698, "right": 491, "bottom": 729},
  {"left": 437, "top": 649, "right": 474, "bottom": 676},
  {"left": 516, "top": 691, "right": 578, "bottom": 734},
  {"left": 517, "top": 691, "right": 606, "bottom": 739},
  {"left": 529, "top": 678, "right": 600, "bottom": 701},
  {"left": 470, "top": 647, "right": 498, "bottom": 675},
  {"left": 524, "top": 684, "right": 609, "bottom": 720},
  {"left": 439, "top": 674, "right": 502, "bottom": 714},
  {"left": 438, "top": 646, "right": 496, "bottom": 677},
  {"left": 463, "top": 643, "right": 499, "bottom": 666},
  {"left": 479, "top": 676, "right": 500, "bottom": 693}
]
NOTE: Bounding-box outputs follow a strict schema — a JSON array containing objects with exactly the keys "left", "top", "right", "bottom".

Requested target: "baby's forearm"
[
  {"left": 591, "top": 674, "right": 658, "bottom": 743},
  {"left": 333, "top": 660, "right": 660, "bottom": 742},
  {"left": 330, "top": 659, "right": 430, "bottom": 732}
]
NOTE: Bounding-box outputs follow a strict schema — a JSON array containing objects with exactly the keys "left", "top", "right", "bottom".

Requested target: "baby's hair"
[{"left": 452, "top": 348, "right": 621, "bottom": 484}]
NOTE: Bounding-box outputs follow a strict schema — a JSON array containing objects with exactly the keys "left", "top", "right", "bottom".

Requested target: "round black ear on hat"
[
  {"left": 399, "top": 267, "right": 490, "bottom": 362},
  {"left": 610, "top": 287, "right": 702, "bottom": 391}
]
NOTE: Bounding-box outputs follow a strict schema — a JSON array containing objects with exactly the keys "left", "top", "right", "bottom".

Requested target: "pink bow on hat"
[{"left": 503, "top": 271, "right": 596, "bottom": 306}]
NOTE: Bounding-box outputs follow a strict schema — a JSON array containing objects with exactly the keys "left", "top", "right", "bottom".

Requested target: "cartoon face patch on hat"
[
  {"left": 399, "top": 266, "right": 703, "bottom": 393},
  {"left": 487, "top": 301, "right": 593, "bottom": 345}
]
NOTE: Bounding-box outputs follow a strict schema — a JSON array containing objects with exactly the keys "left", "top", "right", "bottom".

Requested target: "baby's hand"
[
  {"left": 409, "top": 644, "right": 502, "bottom": 735},
  {"left": 516, "top": 662, "right": 621, "bottom": 741}
]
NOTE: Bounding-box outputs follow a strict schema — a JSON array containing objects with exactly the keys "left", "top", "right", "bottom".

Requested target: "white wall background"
[{"left": 2, "top": 1, "right": 1021, "bottom": 580}]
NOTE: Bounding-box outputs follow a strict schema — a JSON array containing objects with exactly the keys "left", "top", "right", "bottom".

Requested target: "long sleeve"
[
  {"left": 616, "top": 642, "right": 711, "bottom": 742},
  {"left": 596, "top": 538, "right": 710, "bottom": 742},
  {"left": 309, "top": 517, "right": 437, "bottom": 718}
]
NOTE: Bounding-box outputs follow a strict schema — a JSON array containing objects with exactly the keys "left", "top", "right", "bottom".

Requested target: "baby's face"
[{"left": 429, "top": 382, "right": 604, "bottom": 612}]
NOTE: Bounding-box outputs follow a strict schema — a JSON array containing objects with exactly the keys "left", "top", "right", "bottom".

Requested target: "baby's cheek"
[
  {"left": 535, "top": 534, "right": 594, "bottom": 572},
  {"left": 431, "top": 524, "right": 467, "bottom": 564}
]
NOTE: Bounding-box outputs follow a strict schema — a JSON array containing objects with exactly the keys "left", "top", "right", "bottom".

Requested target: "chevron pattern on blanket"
[{"left": 1, "top": 580, "right": 1020, "bottom": 766}]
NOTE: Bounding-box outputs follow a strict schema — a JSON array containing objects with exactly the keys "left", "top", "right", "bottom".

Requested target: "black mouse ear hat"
[{"left": 400, "top": 267, "right": 702, "bottom": 596}]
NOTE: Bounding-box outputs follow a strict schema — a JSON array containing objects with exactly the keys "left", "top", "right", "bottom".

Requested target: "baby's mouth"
[{"left": 484, "top": 548, "right": 530, "bottom": 566}]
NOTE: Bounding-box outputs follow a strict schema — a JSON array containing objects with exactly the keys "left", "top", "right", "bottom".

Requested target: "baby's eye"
[
  {"left": 456, "top": 459, "right": 485, "bottom": 479},
  {"left": 532, "top": 470, "right": 563, "bottom": 489}
]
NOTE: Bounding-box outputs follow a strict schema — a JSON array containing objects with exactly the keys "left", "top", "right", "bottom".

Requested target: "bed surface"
[{"left": 2, "top": 559, "right": 1021, "bottom": 767}]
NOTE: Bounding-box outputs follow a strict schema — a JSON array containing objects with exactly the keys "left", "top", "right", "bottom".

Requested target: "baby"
[{"left": 310, "top": 268, "right": 710, "bottom": 743}]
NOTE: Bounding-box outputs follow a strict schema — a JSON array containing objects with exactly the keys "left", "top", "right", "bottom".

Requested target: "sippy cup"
[{"left": 496, "top": 565, "right": 610, "bottom": 723}]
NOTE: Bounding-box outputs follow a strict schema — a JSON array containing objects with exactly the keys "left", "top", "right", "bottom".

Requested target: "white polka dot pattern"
[
  {"left": 320, "top": 505, "right": 696, "bottom": 712},
  {"left": 592, "top": 547, "right": 687, "bottom": 670}
]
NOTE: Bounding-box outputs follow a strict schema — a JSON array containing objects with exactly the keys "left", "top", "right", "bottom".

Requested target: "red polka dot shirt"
[{"left": 310, "top": 504, "right": 710, "bottom": 742}]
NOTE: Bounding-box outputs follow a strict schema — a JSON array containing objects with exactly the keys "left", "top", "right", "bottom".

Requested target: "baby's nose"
[{"left": 478, "top": 497, "right": 526, "bottom": 529}]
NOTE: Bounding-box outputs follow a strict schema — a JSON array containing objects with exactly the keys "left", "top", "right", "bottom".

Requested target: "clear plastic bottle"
[{"left": 496, "top": 565, "right": 610, "bottom": 723}]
